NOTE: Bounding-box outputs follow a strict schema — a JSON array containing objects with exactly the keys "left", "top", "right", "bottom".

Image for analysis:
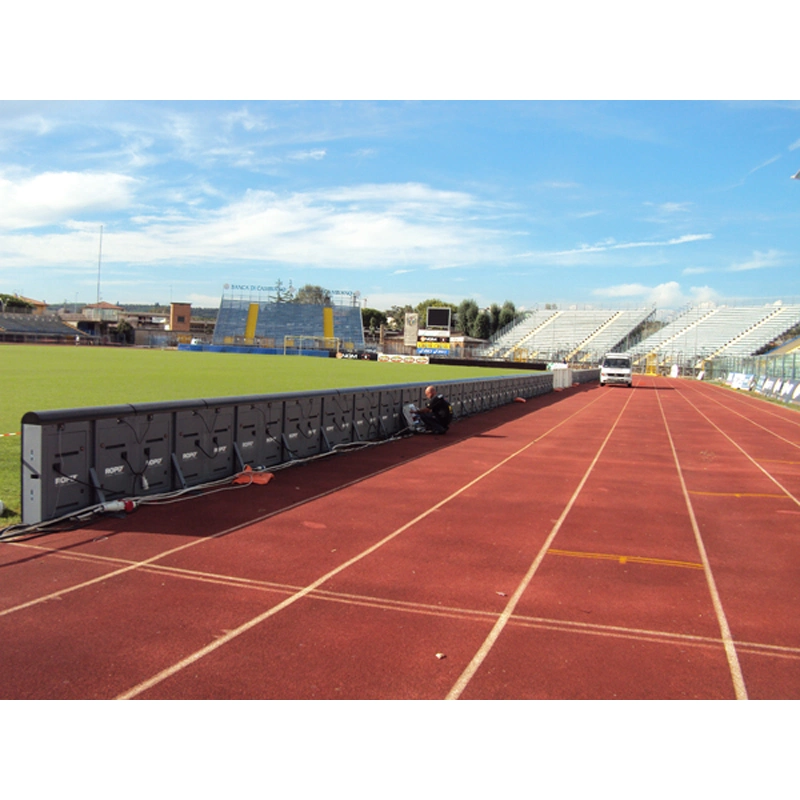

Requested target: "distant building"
[
  {"left": 121, "top": 312, "right": 168, "bottom": 327},
  {"left": 11, "top": 295, "right": 47, "bottom": 315},
  {"left": 83, "top": 302, "right": 124, "bottom": 322},
  {"left": 169, "top": 302, "right": 192, "bottom": 332}
]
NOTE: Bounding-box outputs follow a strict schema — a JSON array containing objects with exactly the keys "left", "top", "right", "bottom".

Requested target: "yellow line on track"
[{"left": 547, "top": 548, "right": 704, "bottom": 570}]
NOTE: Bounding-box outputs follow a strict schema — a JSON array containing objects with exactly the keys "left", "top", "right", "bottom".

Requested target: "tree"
[
  {"left": 386, "top": 305, "right": 414, "bottom": 331},
  {"left": 0, "top": 294, "right": 33, "bottom": 313},
  {"left": 294, "top": 284, "right": 332, "bottom": 305},
  {"left": 274, "top": 278, "right": 294, "bottom": 302},
  {"left": 362, "top": 307, "right": 387, "bottom": 331},
  {"left": 456, "top": 299, "right": 479, "bottom": 334},
  {"left": 498, "top": 300, "right": 518, "bottom": 330},
  {"left": 488, "top": 303, "right": 501, "bottom": 335},
  {"left": 116, "top": 319, "right": 134, "bottom": 345},
  {"left": 471, "top": 311, "right": 491, "bottom": 340}
]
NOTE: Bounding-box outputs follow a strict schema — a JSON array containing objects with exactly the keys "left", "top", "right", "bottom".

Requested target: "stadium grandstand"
[
  {"left": 625, "top": 303, "right": 800, "bottom": 371},
  {"left": 477, "top": 302, "right": 800, "bottom": 374},
  {"left": 0, "top": 311, "right": 83, "bottom": 344},
  {"left": 479, "top": 307, "right": 656, "bottom": 363},
  {"left": 211, "top": 285, "right": 365, "bottom": 354}
]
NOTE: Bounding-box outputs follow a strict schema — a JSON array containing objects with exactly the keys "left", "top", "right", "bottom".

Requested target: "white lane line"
[
  {"left": 690, "top": 380, "right": 800, "bottom": 430},
  {"left": 19, "top": 520, "right": 797, "bottom": 668},
  {"left": 656, "top": 386, "right": 749, "bottom": 700},
  {"left": 673, "top": 386, "right": 800, "bottom": 508},
  {"left": 116, "top": 390, "right": 608, "bottom": 699},
  {"left": 0, "top": 528, "right": 254, "bottom": 619},
  {"left": 0, "top": 444, "right": 489, "bottom": 617},
  {"left": 445, "top": 386, "right": 637, "bottom": 700},
  {"left": 681, "top": 380, "right": 800, "bottom": 447}
]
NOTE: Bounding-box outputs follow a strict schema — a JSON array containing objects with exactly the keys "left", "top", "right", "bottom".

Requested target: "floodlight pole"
[{"left": 96, "top": 224, "right": 103, "bottom": 306}]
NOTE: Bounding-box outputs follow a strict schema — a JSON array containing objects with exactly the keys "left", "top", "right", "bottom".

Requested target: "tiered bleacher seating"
[
  {"left": 626, "top": 304, "right": 800, "bottom": 366},
  {"left": 212, "top": 299, "right": 365, "bottom": 349},
  {"left": 713, "top": 305, "right": 800, "bottom": 357},
  {"left": 626, "top": 307, "right": 716, "bottom": 364},
  {"left": 0, "top": 313, "right": 80, "bottom": 340},
  {"left": 480, "top": 309, "right": 556, "bottom": 358},
  {"left": 480, "top": 308, "right": 653, "bottom": 362},
  {"left": 568, "top": 308, "right": 655, "bottom": 362}
]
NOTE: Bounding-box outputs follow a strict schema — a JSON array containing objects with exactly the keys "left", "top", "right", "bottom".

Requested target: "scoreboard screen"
[{"left": 426, "top": 307, "right": 451, "bottom": 329}]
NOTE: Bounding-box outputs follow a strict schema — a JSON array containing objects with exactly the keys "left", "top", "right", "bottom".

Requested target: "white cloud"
[
  {"left": 539, "top": 181, "right": 580, "bottom": 189},
  {"left": 748, "top": 154, "right": 781, "bottom": 174},
  {"left": 682, "top": 266, "right": 711, "bottom": 275},
  {"left": 0, "top": 170, "right": 137, "bottom": 229},
  {"left": 0, "top": 182, "right": 506, "bottom": 271},
  {"left": 593, "top": 283, "right": 650, "bottom": 298},
  {"left": 573, "top": 210, "right": 603, "bottom": 218},
  {"left": 614, "top": 234, "right": 712, "bottom": 250},
  {"left": 287, "top": 149, "right": 326, "bottom": 161},
  {"left": 0, "top": 113, "right": 54, "bottom": 139},
  {"left": 315, "top": 182, "right": 477, "bottom": 210},
  {"left": 593, "top": 280, "right": 719, "bottom": 309},
  {"left": 648, "top": 281, "right": 685, "bottom": 307},
  {"left": 223, "top": 108, "right": 273, "bottom": 133},
  {"left": 644, "top": 201, "right": 693, "bottom": 213},
  {"left": 688, "top": 285, "right": 719, "bottom": 305},
  {"left": 522, "top": 233, "right": 713, "bottom": 262},
  {"left": 727, "top": 249, "right": 782, "bottom": 272},
  {"left": 788, "top": 138, "right": 800, "bottom": 151}
]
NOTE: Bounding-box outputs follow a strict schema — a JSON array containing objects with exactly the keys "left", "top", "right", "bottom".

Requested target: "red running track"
[{"left": 1, "top": 375, "right": 798, "bottom": 699}]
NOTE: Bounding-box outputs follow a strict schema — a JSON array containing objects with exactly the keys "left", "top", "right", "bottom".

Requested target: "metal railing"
[{"left": 703, "top": 352, "right": 799, "bottom": 382}]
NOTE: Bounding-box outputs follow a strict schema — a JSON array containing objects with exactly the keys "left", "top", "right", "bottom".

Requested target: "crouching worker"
[{"left": 418, "top": 385, "right": 453, "bottom": 434}]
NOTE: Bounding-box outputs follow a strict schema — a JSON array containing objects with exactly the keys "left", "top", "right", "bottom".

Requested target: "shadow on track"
[{"left": 26, "top": 383, "right": 600, "bottom": 541}]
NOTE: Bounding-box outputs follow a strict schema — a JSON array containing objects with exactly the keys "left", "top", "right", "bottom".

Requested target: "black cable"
[{"left": 1, "top": 424, "right": 417, "bottom": 541}]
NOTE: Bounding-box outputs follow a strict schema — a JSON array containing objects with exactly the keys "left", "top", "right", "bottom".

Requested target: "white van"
[{"left": 600, "top": 353, "right": 633, "bottom": 387}]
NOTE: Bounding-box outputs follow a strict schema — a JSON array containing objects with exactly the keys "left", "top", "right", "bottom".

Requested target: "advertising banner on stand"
[{"left": 416, "top": 328, "right": 451, "bottom": 357}]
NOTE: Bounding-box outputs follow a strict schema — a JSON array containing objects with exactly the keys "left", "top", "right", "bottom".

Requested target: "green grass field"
[{"left": 0, "top": 344, "right": 524, "bottom": 524}]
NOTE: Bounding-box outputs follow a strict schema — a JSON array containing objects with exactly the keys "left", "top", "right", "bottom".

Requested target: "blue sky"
[{"left": 2, "top": 11, "right": 798, "bottom": 314}]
